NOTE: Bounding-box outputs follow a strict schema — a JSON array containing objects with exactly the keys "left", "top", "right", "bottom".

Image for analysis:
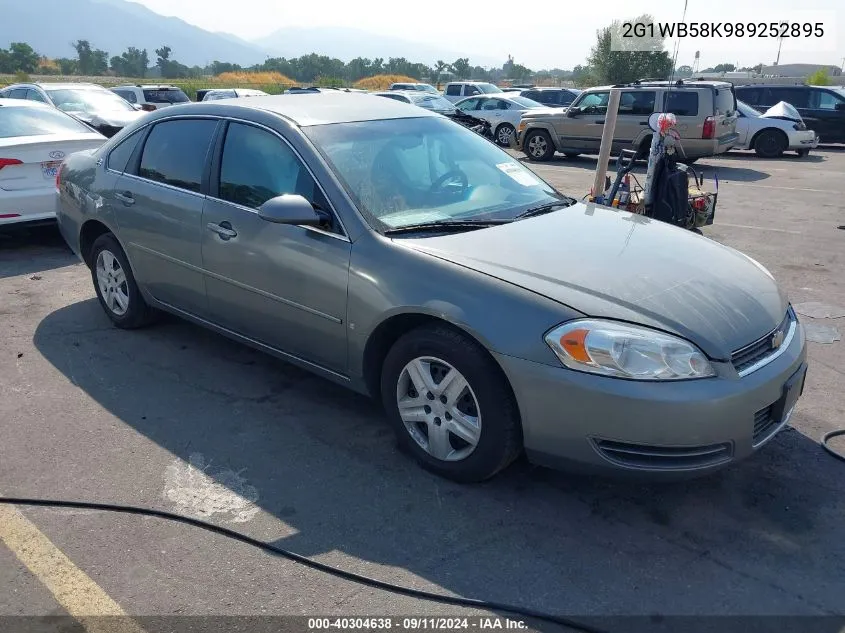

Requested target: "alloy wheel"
[{"left": 527, "top": 134, "right": 548, "bottom": 158}]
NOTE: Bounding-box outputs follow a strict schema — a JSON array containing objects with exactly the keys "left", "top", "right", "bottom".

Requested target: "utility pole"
[{"left": 774, "top": 36, "right": 783, "bottom": 66}]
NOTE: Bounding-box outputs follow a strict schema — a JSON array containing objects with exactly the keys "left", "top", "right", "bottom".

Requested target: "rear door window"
[
  {"left": 445, "top": 84, "right": 461, "bottom": 96},
  {"left": 8, "top": 88, "right": 28, "bottom": 99},
  {"left": 763, "top": 87, "right": 808, "bottom": 108},
  {"left": 664, "top": 91, "right": 699, "bottom": 116},
  {"left": 138, "top": 119, "right": 217, "bottom": 193},
  {"left": 619, "top": 91, "right": 655, "bottom": 116},
  {"left": 456, "top": 98, "right": 481, "bottom": 111},
  {"left": 107, "top": 130, "right": 143, "bottom": 173},
  {"left": 25, "top": 90, "right": 47, "bottom": 103}
]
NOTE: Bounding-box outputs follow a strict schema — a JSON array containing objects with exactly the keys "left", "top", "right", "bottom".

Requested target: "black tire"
[
  {"left": 522, "top": 129, "right": 555, "bottom": 162},
  {"left": 563, "top": 152, "right": 580, "bottom": 159},
  {"left": 494, "top": 123, "right": 515, "bottom": 147},
  {"left": 380, "top": 324, "right": 522, "bottom": 483},
  {"left": 796, "top": 149, "right": 810, "bottom": 158},
  {"left": 753, "top": 129, "right": 788, "bottom": 158},
  {"left": 89, "top": 233, "right": 157, "bottom": 329}
]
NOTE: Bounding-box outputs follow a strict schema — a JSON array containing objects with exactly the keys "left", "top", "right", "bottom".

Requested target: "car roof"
[
  {"left": 526, "top": 87, "right": 576, "bottom": 91},
  {"left": 3, "top": 82, "right": 103, "bottom": 90},
  {"left": 166, "top": 92, "right": 440, "bottom": 126},
  {"left": 0, "top": 97, "right": 51, "bottom": 108},
  {"left": 113, "top": 84, "right": 181, "bottom": 89}
]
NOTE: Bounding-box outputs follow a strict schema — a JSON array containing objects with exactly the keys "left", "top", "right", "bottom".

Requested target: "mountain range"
[{"left": 0, "top": 0, "right": 501, "bottom": 69}]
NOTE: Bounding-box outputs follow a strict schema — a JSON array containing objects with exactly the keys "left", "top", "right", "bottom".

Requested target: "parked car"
[
  {"left": 55, "top": 93, "right": 806, "bottom": 482},
  {"left": 520, "top": 87, "right": 582, "bottom": 108},
  {"left": 455, "top": 94, "right": 546, "bottom": 146},
  {"left": 733, "top": 84, "right": 845, "bottom": 144},
  {"left": 0, "top": 82, "right": 146, "bottom": 137},
  {"left": 443, "top": 81, "right": 503, "bottom": 103},
  {"left": 373, "top": 90, "right": 456, "bottom": 114},
  {"left": 110, "top": 85, "right": 191, "bottom": 111},
  {"left": 201, "top": 88, "right": 269, "bottom": 101},
  {"left": 0, "top": 99, "right": 106, "bottom": 227},
  {"left": 390, "top": 82, "right": 439, "bottom": 94},
  {"left": 734, "top": 100, "right": 819, "bottom": 157},
  {"left": 516, "top": 80, "right": 739, "bottom": 162}
]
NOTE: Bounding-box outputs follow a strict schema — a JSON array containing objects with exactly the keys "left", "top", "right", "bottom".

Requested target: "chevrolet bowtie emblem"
[{"left": 772, "top": 330, "right": 785, "bottom": 349}]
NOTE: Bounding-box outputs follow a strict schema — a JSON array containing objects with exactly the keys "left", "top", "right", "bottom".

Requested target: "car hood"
[
  {"left": 398, "top": 204, "right": 788, "bottom": 359},
  {"left": 761, "top": 101, "right": 804, "bottom": 124},
  {"left": 521, "top": 107, "right": 563, "bottom": 119},
  {"left": 69, "top": 109, "right": 145, "bottom": 127}
]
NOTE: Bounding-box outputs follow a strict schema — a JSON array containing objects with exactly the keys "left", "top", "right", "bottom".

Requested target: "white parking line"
[{"left": 715, "top": 223, "right": 802, "bottom": 235}]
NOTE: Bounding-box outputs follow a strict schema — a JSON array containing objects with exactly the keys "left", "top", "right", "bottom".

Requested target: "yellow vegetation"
[
  {"left": 215, "top": 71, "right": 296, "bottom": 85},
  {"left": 353, "top": 74, "right": 417, "bottom": 91}
]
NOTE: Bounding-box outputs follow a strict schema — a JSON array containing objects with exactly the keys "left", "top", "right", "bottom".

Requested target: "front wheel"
[
  {"left": 495, "top": 123, "right": 515, "bottom": 147},
  {"left": 380, "top": 324, "right": 522, "bottom": 483},
  {"left": 90, "top": 233, "right": 157, "bottom": 329},
  {"left": 523, "top": 129, "right": 555, "bottom": 162},
  {"left": 754, "top": 129, "right": 788, "bottom": 158}
]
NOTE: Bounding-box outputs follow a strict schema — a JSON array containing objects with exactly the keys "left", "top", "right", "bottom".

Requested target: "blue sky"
[{"left": 130, "top": 0, "right": 842, "bottom": 70}]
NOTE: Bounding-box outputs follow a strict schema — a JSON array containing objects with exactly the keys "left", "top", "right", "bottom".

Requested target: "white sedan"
[
  {"left": 735, "top": 100, "right": 819, "bottom": 158},
  {"left": 0, "top": 99, "right": 106, "bottom": 227},
  {"left": 454, "top": 94, "right": 546, "bottom": 146}
]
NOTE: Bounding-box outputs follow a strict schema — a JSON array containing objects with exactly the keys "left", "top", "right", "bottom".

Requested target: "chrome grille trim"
[{"left": 733, "top": 308, "right": 797, "bottom": 378}]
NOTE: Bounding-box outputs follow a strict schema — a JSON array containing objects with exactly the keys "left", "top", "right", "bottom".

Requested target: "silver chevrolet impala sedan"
[{"left": 56, "top": 93, "right": 807, "bottom": 482}]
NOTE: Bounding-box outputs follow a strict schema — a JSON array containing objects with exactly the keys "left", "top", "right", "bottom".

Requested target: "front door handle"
[
  {"left": 114, "top": 191, "right": 134, "bottom": 205},
  {"left": 207, "top": 221, "right": 237, "bottom": 240}
]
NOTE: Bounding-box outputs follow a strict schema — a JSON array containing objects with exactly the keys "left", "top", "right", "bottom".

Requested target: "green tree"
[
  {"left": 7, "top": 42, "right": 40, "bottom": 73},
  {"left": 155, "top": 45, "right": 171, "bottom": 75},
  {"left": 450, "top": 57, "right": 471, "bottom": 80},
  {"left": 210, "top": 60, "right": 242, "bottom": 75},
  {"left": 587, "top": 15, "right": 673, "bottom": 84},
  {"left": 713, "top": 63, "right": 736, "bottom": 73},
  {"left": 0, "top": 48, "right": 12, "bottom": 73},
  {"left": 807, "top": 68, "right": 831, "bottom": 85},
  {"left": 55, "top": 57, "right": 78, "bottom": 75},
  {"left": 111, "top": 47, "right": 148, "bottom": 77},
  {"left": 434, "top": 60, "right": 448, "bottom": 84},
  {"left": 72, "top": 40, "right": 107, "bottom": 75}
]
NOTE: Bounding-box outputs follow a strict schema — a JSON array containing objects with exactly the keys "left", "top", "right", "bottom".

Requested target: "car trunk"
[{"left": 0, "top": 134, "right": 105, "bottom": 192}]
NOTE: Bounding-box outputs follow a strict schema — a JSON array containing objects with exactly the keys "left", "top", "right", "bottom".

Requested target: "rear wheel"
[
  {"left": 495, "top": 123, "right": 515, "bottom": 147},
  {"left": 523, "top": 130, "right": 555, "bottom": 162},
  {"left": 380, "top": 324, "right": 522, "bottom": 483},
  {"left": 90, "top": 233, "right": 157, "bottom": 329},
  {"left": 753, "top": 129, "right": 788, "bottom": 158}
]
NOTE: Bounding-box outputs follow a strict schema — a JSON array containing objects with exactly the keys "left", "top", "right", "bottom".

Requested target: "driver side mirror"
[
  {"left": 836, "top": 102, "right": 845, "bottom": 111},
  {"left": 258, "top": 194, "right": 323, "bottom": 226},
  {"left": 566, "top": 106, "right": 581, "bottom": 117}
]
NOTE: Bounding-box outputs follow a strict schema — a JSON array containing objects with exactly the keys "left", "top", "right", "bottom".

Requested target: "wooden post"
[{"left": 591, "top": 88, "right": 622, "bottom": 204}]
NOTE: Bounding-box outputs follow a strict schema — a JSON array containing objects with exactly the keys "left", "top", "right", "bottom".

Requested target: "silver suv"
[{"left": 515, "top": 80, "right": 739, "bottom": 163}]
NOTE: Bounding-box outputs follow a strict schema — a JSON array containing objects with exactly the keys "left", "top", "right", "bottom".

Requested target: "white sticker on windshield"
[{"left": 496, "top": 162, "right": 541, "bottom": 187}]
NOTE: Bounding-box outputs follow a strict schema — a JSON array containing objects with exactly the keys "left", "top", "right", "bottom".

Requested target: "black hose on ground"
[
  {"left": 821, "top": 429, "right": 845, "bottom": 463},
  {"left": 0, "top": 496, "right": 607, "bottom": 633}
]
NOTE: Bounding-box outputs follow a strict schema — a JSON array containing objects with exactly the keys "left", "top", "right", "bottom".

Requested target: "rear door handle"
[
  {"left": 114, "top": 191, "right": 134, "bottom": 205},
  {"left": 639, "top": 121, "right": 649, "bottom": 125},
  {"left": 207, "top": 221, "right": 237, "bottom": 240}
]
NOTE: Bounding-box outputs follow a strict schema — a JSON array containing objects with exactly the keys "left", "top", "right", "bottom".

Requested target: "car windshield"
[
  {"left": 47, "top": 88, "right": 136, "bottom": 113},
  {"left": 737, "top": 101, "right": 760, "bottom": 118},
  {"left": 417, "top": 84, "right": 439, "bottom": 94},
  {"left": 477, "top": 83, "right": 503, "bottom": 94},
  {"left": 410, "top": 94, "right": 455, "bottom": 111},
  {"left": 0, "top": 105, "right": 96, "bottom": 138},
  {"left": 304, "top": 116, "right": 565, "bottom": 233},
  {"left": 507, "top": 96, "right": 544, "bottom": 109}
]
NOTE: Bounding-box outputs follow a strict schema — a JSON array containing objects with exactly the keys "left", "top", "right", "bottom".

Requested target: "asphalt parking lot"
[{"left": 1, "top": 147, "right": 844, "bottom": 631}]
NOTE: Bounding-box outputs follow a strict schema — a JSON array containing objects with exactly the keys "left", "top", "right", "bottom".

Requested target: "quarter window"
[
  {"left": 25, "top": 90, "right": 47, "bottom": 103},
  {"left": 218, "top": 122, "right": 328, "bottom": 216},
  {"left": 445, "top": 85, "right": 461, "bottom": 96},
  {"left": 107, "top": 130, "right": 143, "bottom": 173},
  {"left": 664, "top": 91, "right": 699, "bottom": 116},
  {"left": 138, "top": 119, "right": 217, "bottom": 193}
]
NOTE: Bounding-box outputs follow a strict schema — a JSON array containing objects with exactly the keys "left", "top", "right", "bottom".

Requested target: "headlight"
[{"left": 544, "top": 319, "right": 716, "bottom": 380}]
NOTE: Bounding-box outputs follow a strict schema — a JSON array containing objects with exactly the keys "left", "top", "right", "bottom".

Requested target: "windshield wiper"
[
  {"left": 383, "top": 219, "right": 511, "bottom": 236},
  {"left": 514, "top": 198, "right": 578, "bottom": 220}
]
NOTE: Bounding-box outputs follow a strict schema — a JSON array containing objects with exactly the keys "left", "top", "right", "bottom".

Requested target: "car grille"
[
  {"left": 752, "top": 405, "right": 779, "bottom": 445},
  {"left": 593, "top": 439, "right": 733, "bottom": 470},
  {"left": 731, "top": 308, "right": 795, "bottom": 376}
]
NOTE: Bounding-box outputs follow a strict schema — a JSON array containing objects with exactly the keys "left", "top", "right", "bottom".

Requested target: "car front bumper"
[
  {"left": 494, "top": 320, "right": 807, "bottom": 478},
  {"left": 788, "top": 130, "right": 819, "bottom": 150}
]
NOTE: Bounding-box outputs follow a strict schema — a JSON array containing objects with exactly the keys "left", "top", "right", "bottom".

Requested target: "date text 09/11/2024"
[{"left": 307, "top": 618, "right": 529, "bottom": 630}]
